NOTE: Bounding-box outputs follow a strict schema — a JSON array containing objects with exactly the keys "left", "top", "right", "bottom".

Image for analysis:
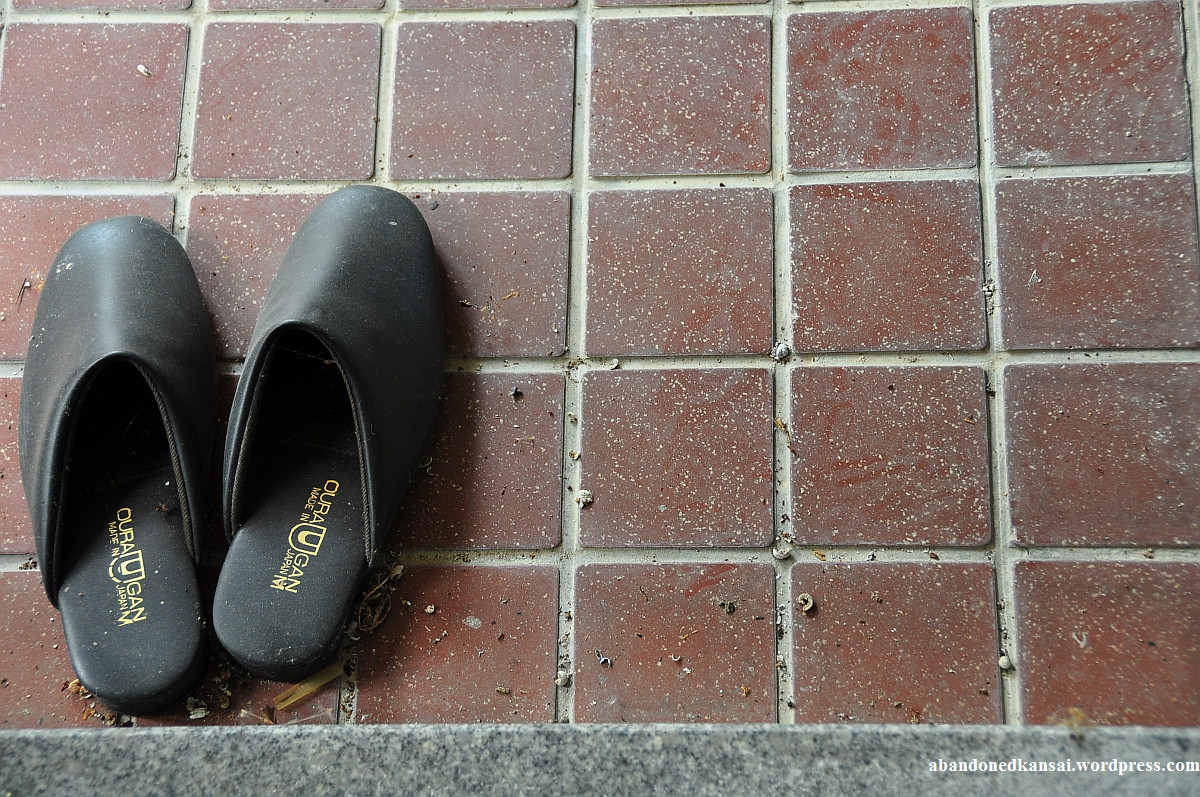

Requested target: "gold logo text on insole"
[
  {"left": 270, "top": 480, "right": 340, "bottom": 594},
  {"left": 108, "top": 507, "right": 147, "bottom": 626}
]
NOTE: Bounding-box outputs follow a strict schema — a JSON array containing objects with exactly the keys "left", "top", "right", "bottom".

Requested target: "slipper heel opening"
[
  {"left": 216, "top": 330, "right": 366, "bottom": 682},
  {"left": 56, "top": 361, "right": 204, "bottom": 716}
]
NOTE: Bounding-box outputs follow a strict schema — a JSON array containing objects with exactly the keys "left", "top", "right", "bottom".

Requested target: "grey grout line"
[
  {"left": 445, "top": 358, "right": 575, "bottom": 374},
  {"left": 0, "top": 178, "right": 577, "bottom": 196},
  {"left": 6, "top": 344, "right": 1200, "bottom": 382},
  {"left": 771, "top": 8, "right": 793, "bottom": 350},
  {"left": 0, "top": 348, "right": 1194, "bottom": 391},
  {"left": 971, "top": 0, "right": 1021, "bottom": 727},
  {"left": 171, "top": 0, "right": 209, "bottom": 244},
  {"left": 982, "top": 0, "right": 1170, "bottom": 8},
  {"left": 553, "top": 0, "right": 592, "bottom": 725},
  {"left": 443, "top": 347, "right": 1200, "bottom": 374},
  {"left": 1186, "top": 0, "right": 1200, "bottom": 251},
  {"left": 788, "top": 167, "right": 980, "bottom": 185},
  {"left": 575, "top": 173, "right": 781, "bottom": 190},
  {"left": 0, "top": 555, "right": 36, "bottom": 573},
  {"left": 769, "top": 0, "right": 797, "bottom": 726},
  {"left": 1009, "top": 547, "right": 1200, "bottom": 562},
  {"left": 556, "top": 370, "right": 581, "bottom": 723},
  {"left": 771, "top": 394, "right": 794, "bottom": 726},
  {"left": 571, "top": 6, "right": 592, "bottom": 365},
  {"left": 371, "top": 543, "right": 1200, "bottom": 568},
  {"left": 589, "top": 4, "right": 773, "bottom": 18},
  {"left": 6, "top": 543, "right": 1197, "bottom": 575},
  {"left": 783, "top": 0, "right": 973, "bottom": 13},
  {"left": 986, "top": 361, "right": 1022, "bottom": 725},
  {"left": 990, "top": 160, "right": 1195, "bottom": 181},
  {"left": 337, "top": 642, "right": 359, "bottom": 725},
  {"left": 2, "top": 158, "right": 1194, "bottom": 202},
  {"left": 0, "top": 8, "right": 578, "bottom": 24},
  {"left": 3, "top": 10, "right": 197, "bottom": 23},
  {"left": 781, "top": 0, "right": 1168, "bottom": 18},
  {"left": 373, "top": 0, "right": 399, "bottom": 188}
]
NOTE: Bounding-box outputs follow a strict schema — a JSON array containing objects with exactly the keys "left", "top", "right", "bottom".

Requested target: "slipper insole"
[
  {"left": 56, "top": 362, "right": 204, "bottom": 715},
  {"left": 215, "top": 331, "right": 365, "bottom": 681}
]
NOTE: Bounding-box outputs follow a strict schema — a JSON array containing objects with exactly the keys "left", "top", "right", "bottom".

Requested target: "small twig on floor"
[{"left": 270, "top": 661, "right": 345, "bottom": 713}]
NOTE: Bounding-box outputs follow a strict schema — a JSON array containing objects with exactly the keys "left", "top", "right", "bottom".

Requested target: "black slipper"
[
  {"left": 214, "top": 186, "right": 443, "bottom": 682},
  {"left": 19, "top": 217, "right": 217, "bottom": 715}
]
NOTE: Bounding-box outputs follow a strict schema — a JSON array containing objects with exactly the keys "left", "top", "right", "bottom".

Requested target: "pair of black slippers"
[{"left": 19, "top": 186, "right": 443, "bottom": 716}]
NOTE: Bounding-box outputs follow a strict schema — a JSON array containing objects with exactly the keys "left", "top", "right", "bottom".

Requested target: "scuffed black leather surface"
[
  {"left": 19, "top": 216, "right": 218, "bottom": 605},
  {"left": 224, "top": 185, "right": 444, "bottom": 563}
]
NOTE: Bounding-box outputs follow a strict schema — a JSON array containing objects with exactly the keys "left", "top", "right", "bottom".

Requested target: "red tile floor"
[{"left": 0, "top": 0, "right": 1197, "bottom": 730}]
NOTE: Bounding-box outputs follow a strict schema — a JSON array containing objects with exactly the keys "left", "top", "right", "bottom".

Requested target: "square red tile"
[
  {"left": 792, "top": 563, "right": 1001, "bottom": 724},
  {"left": 0, "top": 195, "right": 175, "bottom": 360},
  {"left": 787, "top": 9, "right": 977, "bottom": 171},
  {"left": 990, "top": 1, "right": 1190, "bottom": 167},
  {"left": 185, "top": 193, "right": 325, "bottom": 358},
  {"left": 391, "top": 22, "right": 575, "bottom": 180},
  {"left": 0, "top": 380, "right": 30, "bottom": 556},
  {"left": 355, "top": 566, "right": 558, "bottom": 723},
  {"left": 589, "top": 17, "right": 770, "bottom": 177},
  {"left": 996, "top": 174, "right": 1200, "bottom": 349},
  {"left": 578, "top": 369, "right": 773, "bottom": 548},
  {"left": 0, "top": 572, "right": 94, "bottom": 728},
  {"left": 192, "top": 24, "right": 380, "bottom": 180},
  {"left": 1015, "top": 562, "right": 1200, "bottom": 726},
  {"left": 573, "top": 564, "right": 776, "bottom": 723},
  {"left": 790, "top": 367, "right": 991, "bottom": 547},
  {"left": 392, "top": 372, "right": 564, "bottom": 551},
  {"left": 586, "top": 189, "right": 773, "bottom": 356},
  {"left": 1005, "top": 364, "right": 1200, "bottom": 547},
  {"left": 414, "top": 192, "right": 570, "bottom": 358},
  {"left": 790, "top": 181, "right": 987, "bottom": 352},
  {"left": 0, "top": 24, "right": 189, "bottom": 180}
]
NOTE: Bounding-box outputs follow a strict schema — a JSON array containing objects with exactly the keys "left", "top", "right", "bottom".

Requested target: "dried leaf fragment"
[{"left": 773, "top": 417, "right": 800, "bottom": 455}]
